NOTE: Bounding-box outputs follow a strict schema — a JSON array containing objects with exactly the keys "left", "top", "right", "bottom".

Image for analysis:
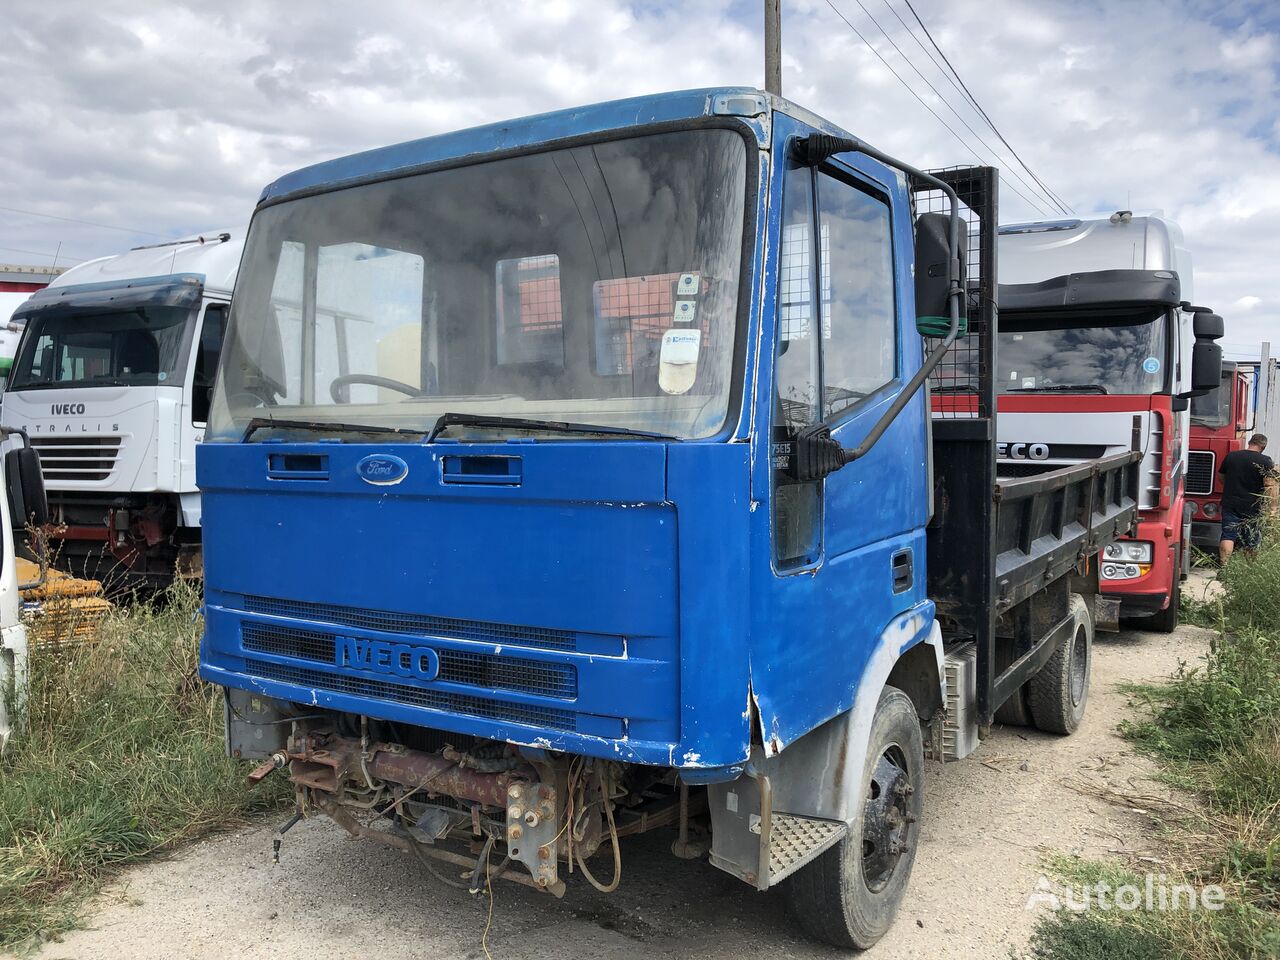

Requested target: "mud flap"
[{"left": 1093, "top": 594, "right": 1122, "bottom": 632}]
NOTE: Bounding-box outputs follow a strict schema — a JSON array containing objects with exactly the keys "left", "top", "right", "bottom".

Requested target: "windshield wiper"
[
  {"left": 242, "top": 417, "right": 428, "bottom": 442},
  {"left": 930, "top": 383, "right": 978, "bottom": 393},
  {"left": 1006, "top": 383, "right": 1109, "bottom": 394},
  {"left": 426, "top": 412, "right": 677, "bottom": 444}
]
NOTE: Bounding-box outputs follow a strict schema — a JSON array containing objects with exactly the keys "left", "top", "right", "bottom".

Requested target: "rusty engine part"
[
  {"left": 286, "top": 729, "right": 634, "bottom": 896},
  {"left": 287, "top": 731, "right": 536, "bottom": 808}
]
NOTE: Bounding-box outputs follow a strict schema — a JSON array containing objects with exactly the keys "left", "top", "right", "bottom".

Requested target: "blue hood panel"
[{"left": 198, "top": 439, "right": 730, "bottom": 765}]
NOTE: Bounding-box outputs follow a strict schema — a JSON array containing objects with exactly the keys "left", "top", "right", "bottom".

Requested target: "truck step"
[
  {"left": 767, "top": 813, "right": 846, "bottom": 885},
  {"left": 929, "top": 642, "right": 980, "bottom": 762}
]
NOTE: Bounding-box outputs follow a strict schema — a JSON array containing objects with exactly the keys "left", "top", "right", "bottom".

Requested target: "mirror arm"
[{"left": 792, "top": 134, "right": 963, "bottom": 467}]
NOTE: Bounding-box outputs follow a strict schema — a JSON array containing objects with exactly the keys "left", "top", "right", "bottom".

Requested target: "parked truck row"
[{"left": 0, "top": 87, "right": 1230, "bottom": 949}]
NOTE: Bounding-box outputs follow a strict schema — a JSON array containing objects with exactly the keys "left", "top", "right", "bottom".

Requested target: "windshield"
[
  {"left": 1191, "top": 373, "right": 1232, "bottom": 427},
  {"left": 996, "top": 313, "right": 1169, "bottom": 395},
  {"left": 9, "top": 305, "right": 194, "bottom": 390},
  {"left": 209, "top": 128, "right": 749, "bottom": 443}
]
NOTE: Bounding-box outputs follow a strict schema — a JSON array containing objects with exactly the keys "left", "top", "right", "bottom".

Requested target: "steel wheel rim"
[{"left": 860, "top": 743, "right": 914, "bottom": 893}]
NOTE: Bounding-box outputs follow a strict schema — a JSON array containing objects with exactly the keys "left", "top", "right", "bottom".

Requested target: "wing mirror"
[
  {"left": 1182, "top": 310, "right": 1225, "bottom": 397},
  {"left": 6, "top": 445, "right": 48, "bottom": 530},
  {"left": 914, "top": 213, "right": 967, "bottom": 337}
]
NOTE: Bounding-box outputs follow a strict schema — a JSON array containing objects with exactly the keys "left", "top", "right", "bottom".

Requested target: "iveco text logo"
[
  {"left": 997, "top": 442, "right": 1050, "bottom": 461},
  {"left": 50, "top": 403, "right": 86, "bottom": 415},
  {"left": 356, "top": 454, "right": 409, "bottom": 485},
  {"left": 337, "top": 636, "right": 439, "bottom": 680}
]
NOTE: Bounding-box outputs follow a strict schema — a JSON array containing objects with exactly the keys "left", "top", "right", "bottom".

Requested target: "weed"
[{"left": 0, "top": 583, "right": 285, "bottom": 949}]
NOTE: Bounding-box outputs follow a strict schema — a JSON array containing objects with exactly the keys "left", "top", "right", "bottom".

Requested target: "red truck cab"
[{"left": 1188, "top": 362, "right": 1251, "bottom": 550}]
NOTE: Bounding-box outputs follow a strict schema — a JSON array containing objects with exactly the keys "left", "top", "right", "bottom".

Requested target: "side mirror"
[
  {"left": 914, "top": 213, "right": 964, "bottom": 337},
  {"left": 1193, "top": 312, "right": 1224, "bottom": 339},
  {"left": 5, "top": 446, "right": 48, "bottom": 530},
  {"left": 1189, "top": 342, "right": 1223, "bottom": 395},
  {"left": 1171, "top": 396, "right": 1189, "bottom": 412}
]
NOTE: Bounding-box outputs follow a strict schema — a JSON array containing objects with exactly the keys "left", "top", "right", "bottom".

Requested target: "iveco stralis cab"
[
  {"left": 994, "top": 214, "right": 1222, "bottom": 632},
  {"left": 1, "top": 232, "right": 241, "bottom": 585}
]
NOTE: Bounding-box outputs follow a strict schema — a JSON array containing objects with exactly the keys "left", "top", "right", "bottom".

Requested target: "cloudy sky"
[{"left": 1, "top": 0, "right": 1275, "bottom": 357}]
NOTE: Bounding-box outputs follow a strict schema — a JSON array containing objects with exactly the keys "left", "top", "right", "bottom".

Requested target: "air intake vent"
[
  {"left": 1186, "top": 451, "right": 1215, "bottom": 496},
  {"left": 31, "top": 436, "right": 122, "bottom": 482},
  {"left": 240, "top": 595, "right": 586, "bottom": 652},
  {"left": 241, "top": 621, "right": 578, "bottom": 698},
  {"left": 243, "top": 658, "right": 577, "bottom": 731}
]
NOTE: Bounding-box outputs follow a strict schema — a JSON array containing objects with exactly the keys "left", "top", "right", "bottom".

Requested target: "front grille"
[
  {"left": 31, "top": 436, "right": 122, "bottom": 482},
  {"left": 243, "top": 658, "right": 577, "bottom": 731},
  {"left": 241, "top": 594, "right": 580, "bottom": 652},
  {"left": 1186, "top": 451, "right": 1215, "bottom": 496},
  {"left": 241, "top": 622, "right": 578, "bottom": 698}
]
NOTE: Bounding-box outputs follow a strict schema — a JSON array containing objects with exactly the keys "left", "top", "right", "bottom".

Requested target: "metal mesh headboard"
[{"left": 910, "top": 166, "right": 998, "bottom": 421}]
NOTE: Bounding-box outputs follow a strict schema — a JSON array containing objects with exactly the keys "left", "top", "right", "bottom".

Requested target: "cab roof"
[{"left": 48, "top": 229, "right": 245, "bottom": 298}]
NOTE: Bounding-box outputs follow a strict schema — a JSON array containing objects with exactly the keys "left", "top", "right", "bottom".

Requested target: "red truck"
[{"left": 1187, "top": 361, "right": 1251, "bottom": 552}]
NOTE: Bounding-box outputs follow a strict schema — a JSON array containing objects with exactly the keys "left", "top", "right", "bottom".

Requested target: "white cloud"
[{"left": 0, "top": 0, "right": 1276, "bottom": 349}]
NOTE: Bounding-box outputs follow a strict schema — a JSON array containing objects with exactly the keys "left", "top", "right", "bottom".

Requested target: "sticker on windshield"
[
  {"left": 676, "top": 273, "right": 700, "bottom": 297},
  {"left": 1022, "top": 376, "right": 1035, "bottom": 389},
  {"left": 659, "top": 329, "right": 701, "bottom": 395},
  {"left": 1142, "top": 356, "right": 1161, "bottom": 374},
  {"left": 673, "top": 299, "right": 698, "bottom": 324}
]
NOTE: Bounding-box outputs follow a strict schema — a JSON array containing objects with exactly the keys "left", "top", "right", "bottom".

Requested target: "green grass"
[
  {"left": 1024, "top": 544, "right": 1280, "bottom": 960},
  {"left": 0, "top": 583, "right": 286, "bottom": 950}
]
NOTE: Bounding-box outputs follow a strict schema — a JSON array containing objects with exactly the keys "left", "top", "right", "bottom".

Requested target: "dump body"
[{"left": 0, "top": 232, "right": 241, "bottom": 583}]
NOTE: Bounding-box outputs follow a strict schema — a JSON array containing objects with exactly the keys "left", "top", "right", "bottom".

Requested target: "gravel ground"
[{"left": 19, "top": 584, "right": 1214, "bottom": 960}]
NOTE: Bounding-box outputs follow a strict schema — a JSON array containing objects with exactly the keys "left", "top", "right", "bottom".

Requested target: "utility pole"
[{"left": 765, "top": 0, "right": 782, "bottom": 96}]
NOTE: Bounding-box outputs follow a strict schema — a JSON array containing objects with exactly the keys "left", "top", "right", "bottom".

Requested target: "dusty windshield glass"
[
  {"left": 996, "top": 313, "right": 1168, "bottom": 395},
  {"left": 210, "top": 129, "right": 749, "bottom": 442},
  {"left": 1190, "top": 373, "right": 1231, "bottom": 427},
  {"left": 9, "top": 305, "right": 193, "bottom": 390}
]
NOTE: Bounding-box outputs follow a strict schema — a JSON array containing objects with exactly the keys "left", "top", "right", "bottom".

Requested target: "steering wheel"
[{"left": 329, "top": 374, "right": 422, "bottom": 403}]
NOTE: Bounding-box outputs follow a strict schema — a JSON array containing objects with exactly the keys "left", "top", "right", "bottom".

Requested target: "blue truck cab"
[{"left": 199, "top": 88, "right": 1138, "bottom": 948}]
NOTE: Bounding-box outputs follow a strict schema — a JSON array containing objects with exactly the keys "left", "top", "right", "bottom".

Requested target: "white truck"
[{"left": 0, "top": 231, "right": 243, "bottom": 588}]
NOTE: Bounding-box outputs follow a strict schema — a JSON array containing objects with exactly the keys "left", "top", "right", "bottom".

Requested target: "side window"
[
  {"left": 192, "top": 303, "right": 227, "bottom": 424},
  {"left": 818, "top": 173, "right": 897, "bottom": 419},
  {"left": 496, "top": 255, "right": 564, "bottom": 366},
  {"left": 772, "top": 164, "right": 822, "bottom": 569}
]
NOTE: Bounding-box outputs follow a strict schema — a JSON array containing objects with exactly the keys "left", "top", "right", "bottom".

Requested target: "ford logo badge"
[{"left": 356, "top": 454, "right": 409, "bottom": 486}]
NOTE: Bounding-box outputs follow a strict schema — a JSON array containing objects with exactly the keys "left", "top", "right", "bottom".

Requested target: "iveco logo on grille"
[
  {"left": 356, "top": 454, "right": 409, "bottom": 485},
  {"left": 50, "top": 403, "right": 87, "bottom": 415},
  {"left": 997, "top": 442, "right": 1050, "bottom": 461},
  {"left": 337, "top": 636, "right": 438, "bottom": 680}
]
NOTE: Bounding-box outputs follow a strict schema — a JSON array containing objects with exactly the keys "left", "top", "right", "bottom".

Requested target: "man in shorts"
[{"left": 1218, "top": 433, "right": 1278, "bottom": 563}]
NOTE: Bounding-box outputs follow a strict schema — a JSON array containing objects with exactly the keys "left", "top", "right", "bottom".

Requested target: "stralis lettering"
[
  {"left": 30, "top": 422, "right": 121, "bottom": 434},
  {"left": 51, "top": 403, "right": 86, "bottom": 415}
]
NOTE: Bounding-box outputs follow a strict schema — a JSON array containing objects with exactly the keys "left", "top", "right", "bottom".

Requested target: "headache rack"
[{"left": 914, "top": 167, "right": 1140, "bottom": 726}]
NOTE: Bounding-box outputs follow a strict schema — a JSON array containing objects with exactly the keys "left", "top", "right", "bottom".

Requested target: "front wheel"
[{"left": 785, "top": 686, "right": 924, "bottom": 949}]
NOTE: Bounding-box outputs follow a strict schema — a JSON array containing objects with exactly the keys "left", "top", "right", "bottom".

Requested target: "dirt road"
[{"left": 23, "top": 607, "right": 1211, "bottom": 960}]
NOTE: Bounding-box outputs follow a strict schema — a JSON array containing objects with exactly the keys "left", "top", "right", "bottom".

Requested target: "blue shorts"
[{"left": 1221, "top": 511, "right": 1263, "bottom": 550}]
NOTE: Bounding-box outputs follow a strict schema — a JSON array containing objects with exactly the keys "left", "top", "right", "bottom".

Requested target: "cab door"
[{"left": 750, "top": 114, "right": 930, "bottom": 747}]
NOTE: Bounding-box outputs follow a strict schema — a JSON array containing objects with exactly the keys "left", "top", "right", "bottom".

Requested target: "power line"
[
  {"left": 0, "top": 244, "right": 87, "bottom": 264},
  {"left": 0, "top": 204, "right": 171, "bottom": 239},
  {"left": 845, "top": 0, "right": 1066, "bottom": 217},
  {"left": 900, "top": 0, "right": 1075, "bottom": 215},
  {"left": 820, "top": 0, "right": 1052, "bottom": 216}
]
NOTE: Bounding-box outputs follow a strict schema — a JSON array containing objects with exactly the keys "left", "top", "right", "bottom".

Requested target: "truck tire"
[
  {"left": 1146, "top": 558, "right": 1180, "bottom": 633},
  {"left": 995, "top": 685, "right": 1032, "bottom": 727},
  {"left": 1027, "top": 594, "right": 1092, "bottom": 735},
  {"left": 785, "top": 686, "right": 924, "bottom": 949}
]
